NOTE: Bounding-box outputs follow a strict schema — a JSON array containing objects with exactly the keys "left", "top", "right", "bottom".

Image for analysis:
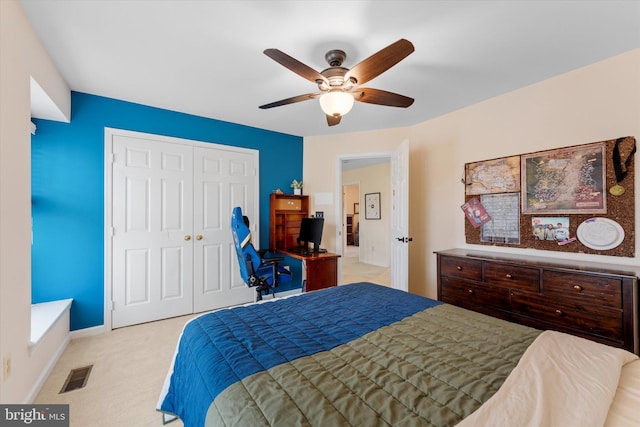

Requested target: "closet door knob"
[
  {"left": 196, "top": 235, "right": 203, "bottom": 240},
  {"left": 184, "top": 235, "right": 191, "bottom": 241}
]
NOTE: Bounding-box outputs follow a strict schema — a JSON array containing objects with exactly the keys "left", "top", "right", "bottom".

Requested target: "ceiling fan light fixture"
[{"left": 319, "top": 91, "right": 354, "bottom": 116}]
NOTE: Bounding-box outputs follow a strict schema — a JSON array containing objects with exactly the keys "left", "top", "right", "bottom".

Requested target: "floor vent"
[{"left": 60, "top": 365, "right": 93, "bottom": 393}]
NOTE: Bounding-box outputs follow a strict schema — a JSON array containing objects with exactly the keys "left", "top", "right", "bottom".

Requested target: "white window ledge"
[{"left": 30, "top": 299, "right": 73, "bottom": 346}]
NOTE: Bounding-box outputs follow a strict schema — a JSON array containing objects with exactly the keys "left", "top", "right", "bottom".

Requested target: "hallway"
[{"left": 341, "top": 244, "right": 390, "bottom": 286}]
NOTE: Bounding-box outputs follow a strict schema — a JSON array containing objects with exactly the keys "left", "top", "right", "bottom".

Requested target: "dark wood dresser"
[{"left": 435, "top": 249, "right": 639, "bottom": 355}]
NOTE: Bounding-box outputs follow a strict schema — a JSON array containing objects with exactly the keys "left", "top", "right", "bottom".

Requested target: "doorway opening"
[{"left": 339, "top": 156, "right": 390, "bottom": 286}]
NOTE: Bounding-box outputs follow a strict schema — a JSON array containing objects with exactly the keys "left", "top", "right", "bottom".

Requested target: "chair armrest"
[{"left": 262, "top": 256, "right": 285, "bottom": 264}]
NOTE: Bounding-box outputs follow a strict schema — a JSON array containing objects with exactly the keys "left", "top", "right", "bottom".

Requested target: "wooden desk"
[{"left": 282, "top": 251, "right": 341, "bottom": 292}]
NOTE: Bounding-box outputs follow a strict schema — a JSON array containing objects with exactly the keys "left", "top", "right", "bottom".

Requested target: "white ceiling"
[{"left": 21, "top": 0, "right": 640, "bottom": 137}]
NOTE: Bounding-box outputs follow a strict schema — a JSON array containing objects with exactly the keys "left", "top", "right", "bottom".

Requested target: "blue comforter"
[{"left": 159, "top": 283, "right": 442, "bottom": 426}]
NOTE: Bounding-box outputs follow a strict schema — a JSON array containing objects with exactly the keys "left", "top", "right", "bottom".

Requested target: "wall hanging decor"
[
  {"left": 365, "top": 192, "right": 381, "bottom": 220},
  {"left": 463, "top": 136, "right": 636, "bottom": 257},
  {"left": 521, "top": 143, "right": 606, "bottom": 214}
]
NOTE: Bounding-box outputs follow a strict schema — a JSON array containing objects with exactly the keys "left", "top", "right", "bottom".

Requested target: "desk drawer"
[
  {"left": 484, "top": 262, "right": 539, "bottom": 292},
  {"left": 542, "top": 271, "right": 622, "bottom": 309},
  {"left": 440, "top": 256, "right": 482, "bottom": 281}
]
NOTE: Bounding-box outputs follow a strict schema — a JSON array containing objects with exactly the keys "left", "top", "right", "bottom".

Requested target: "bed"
[{"left": 157, "top": 282, "right": 640, "bottom": 426}]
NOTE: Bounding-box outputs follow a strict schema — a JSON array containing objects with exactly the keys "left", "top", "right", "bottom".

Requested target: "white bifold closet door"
[{"left": 109, "top": 131, "right": 256, "bottom": 328}]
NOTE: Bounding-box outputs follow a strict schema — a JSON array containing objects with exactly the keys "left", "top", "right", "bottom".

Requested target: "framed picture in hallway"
[{"left": 365, "top": 192, "right": 381, "bottom": 219}]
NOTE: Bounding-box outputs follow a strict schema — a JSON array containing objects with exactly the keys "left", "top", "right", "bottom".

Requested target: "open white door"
[{"left": 390, "top": 139, "right": 410, "bottom": 291}]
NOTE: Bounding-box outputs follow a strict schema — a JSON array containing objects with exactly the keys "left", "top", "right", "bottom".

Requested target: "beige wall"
[
  {"left": 343, "top": 164, "right": 391, "bottom": 267},
  {"left": 305, "top": 127, "right": 411, "bottom": 255},
  {"left": 0, "top": 0, "right": 70, "bottom": 402},
  {"left": 305, "top": 48, "right": 640, "bottom": 298}
]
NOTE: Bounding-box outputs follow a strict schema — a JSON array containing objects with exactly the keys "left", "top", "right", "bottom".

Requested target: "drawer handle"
[
  {"left": 555, "top": 309, "right": 563, "bottom": 316},
  {"left": 456, "top": 266, "right": 463, "bottom": 271},
  {"left": 468, "top": 289, "right": 474, "bottom": 295},
  {"left": 505, "top": 273, "right": 513, "bottom": 279},
  {"left": 573, "top": 285, "right": 583, "bottom": 292}
]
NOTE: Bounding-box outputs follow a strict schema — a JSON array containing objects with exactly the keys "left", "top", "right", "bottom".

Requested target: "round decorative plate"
[{"left": 576, "top": 218, "right": 625, "bottom": 250}]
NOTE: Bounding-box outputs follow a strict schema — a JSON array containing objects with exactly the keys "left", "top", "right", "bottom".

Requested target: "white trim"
[
  {"left": 273, "top": 288, "right": 303, "bottom": 298},
  {"left": 70, "top": 324, "right": 107, "bottom": 340},
  {"left": 104, "top": 127, "right": 260, "bottom": 331},
  {"left": 30, "top": 298, "right": 73, "bottom": 346},
  {"left": 25, "top": 301, "right": 73, "bottom": 403},
  {"left": 24, "top": 334, "right": 71, "bottom": 404}
]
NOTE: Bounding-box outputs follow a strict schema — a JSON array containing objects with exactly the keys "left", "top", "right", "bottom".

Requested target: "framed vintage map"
[
  {"left": 522, "top": 143, "right": 606, "bottom": 214},
  {"left": 465, "top": 156, "right": 520, "bottom": 195}
]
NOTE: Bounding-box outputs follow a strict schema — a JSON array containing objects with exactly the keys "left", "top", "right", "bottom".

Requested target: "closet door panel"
[
  {"left": 112, "top": 136, "right": 194, "bottom": 328},
  {"left": 193, "top": 146, "right": 255, "bottom": 312}
]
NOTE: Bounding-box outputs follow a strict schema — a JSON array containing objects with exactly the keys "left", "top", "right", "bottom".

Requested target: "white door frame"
[
  {"left": 390, "top": 139, "right": 410, "bottom": 292},
  {"left": 335, "top": 151, "right": 392, "bottom": 284},
  {"left": 104, "top": 127, "right": 259, "bottom": 330}
]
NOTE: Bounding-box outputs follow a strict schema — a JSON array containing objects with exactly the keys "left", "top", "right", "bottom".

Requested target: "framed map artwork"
[
  {"left": 521, "top": 143, "right": 606, "bottom": 214},
  {"left": 465, "top": 156, "right": 520, "bottom": 195}
]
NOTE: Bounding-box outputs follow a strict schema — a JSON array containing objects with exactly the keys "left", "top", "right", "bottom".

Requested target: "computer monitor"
[{"left": 297, "top": 217, "right": 324, "bottom": 253}]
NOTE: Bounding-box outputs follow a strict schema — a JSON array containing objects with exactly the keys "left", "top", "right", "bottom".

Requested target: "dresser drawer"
[
  {"left": 484, "top": 262, "right": 540, "bottom": 292},
  {"left": 511, "top": 291, "right": 623, "bottom": 341},
  {"left": 440, "top": 256, "right": 482, "bottom": 281},
  {"left": 542, "top": 271, "right": 622, "bottom": 309},
  {"left": 440, "top": 277, "right": 510, "bottom": 310}
]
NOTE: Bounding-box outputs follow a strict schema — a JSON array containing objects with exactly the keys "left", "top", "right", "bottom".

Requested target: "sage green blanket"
[{"left": 206, "top": 304, "right": 540, "bottom": 426}]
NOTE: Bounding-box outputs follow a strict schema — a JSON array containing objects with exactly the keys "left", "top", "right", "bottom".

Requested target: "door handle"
[
  {"left": 395, "top": 237, "right": 413, "bottom": 243},
  {"left": 196, "top": 235, "right": 203, "bottom": 240},
  {"left": 184, "top": 235, "right": 191, "bottom": 241}
]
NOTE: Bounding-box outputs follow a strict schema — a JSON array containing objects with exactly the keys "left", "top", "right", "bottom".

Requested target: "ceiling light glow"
[{"left": 319, "top": 91, "right": 354, "bottom": 116}]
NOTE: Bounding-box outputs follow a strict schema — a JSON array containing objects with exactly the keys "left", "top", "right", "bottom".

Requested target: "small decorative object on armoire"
[{"left": 290, "top": 179, "right": 303, "bottom": 195}]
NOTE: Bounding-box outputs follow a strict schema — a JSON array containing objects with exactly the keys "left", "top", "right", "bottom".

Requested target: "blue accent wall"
[{"left": 31, "top": 92, "right": 303, "bottom": 330}]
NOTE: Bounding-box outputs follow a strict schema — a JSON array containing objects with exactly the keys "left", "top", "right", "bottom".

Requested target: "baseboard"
[
  {"left": 24, "top": 334, "right": 71, "bottom": 404},
  {"left": 70, "top": 324, "right": 107, "bottom": 339},
  {"left": 274, "top": 288, "right": 303, "bottom": 298}
]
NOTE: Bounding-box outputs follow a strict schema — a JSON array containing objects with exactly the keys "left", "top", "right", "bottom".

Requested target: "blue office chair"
[{"left": 231, "top": 206, "right": 291, "bottom": 301}]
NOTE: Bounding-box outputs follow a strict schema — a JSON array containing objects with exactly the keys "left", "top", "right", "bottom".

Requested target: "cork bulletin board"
[{"left": 463, "top": 136, "right": 636, "bottom": 257}]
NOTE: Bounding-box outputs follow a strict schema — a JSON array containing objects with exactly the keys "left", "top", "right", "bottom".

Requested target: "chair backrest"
[{"left": 231, "top": 207, "right": 262, "bottom": 285}]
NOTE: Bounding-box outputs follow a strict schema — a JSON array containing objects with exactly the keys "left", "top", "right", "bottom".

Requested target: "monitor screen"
[{"left": 297, "top": 217, "right": 324, "bottom": 253}]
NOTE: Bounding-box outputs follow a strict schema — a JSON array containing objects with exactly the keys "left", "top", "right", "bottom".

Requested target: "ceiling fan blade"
[
  {"left": 344, "top": 39, "right": 414, "bottom": 85},
  {"left": 326, "top": 114, "right": 342, "bottom": 126},
  {"left": 353, "top": 88, "right": 414, "bottom": 108},
  {"left": 259, "top": 93, "right": 319, "bottom": 109},
  {"left": 264, "top": 49, "right": 330, "bottom": 86}
]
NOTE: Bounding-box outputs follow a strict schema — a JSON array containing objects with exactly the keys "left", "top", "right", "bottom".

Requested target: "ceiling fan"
[{"left": 259, "top": 39, "right": 415, "bottom": 126}]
